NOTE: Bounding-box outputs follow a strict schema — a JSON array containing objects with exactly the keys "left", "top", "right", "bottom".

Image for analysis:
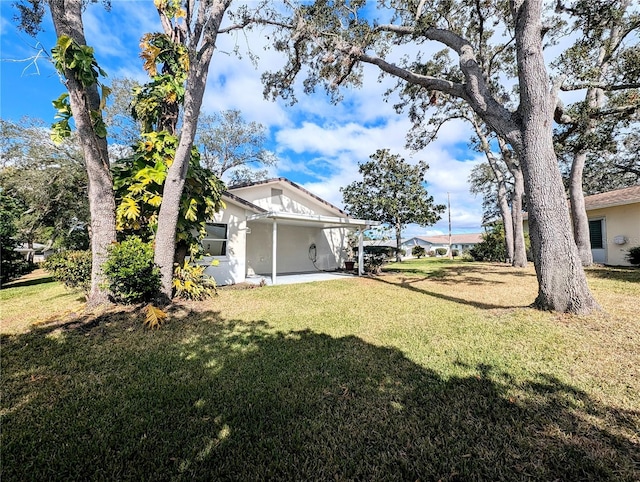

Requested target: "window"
[
  {"left": 588, "top": 219, "right": 604, "bottom": 249},
  {"left": 203, "top": 223, "right": 227, "bottom": 256}
]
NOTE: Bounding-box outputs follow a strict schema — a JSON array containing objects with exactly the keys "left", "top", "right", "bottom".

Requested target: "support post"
[{"left": 272, "top": 219, "right": 277, "bottom": 285}]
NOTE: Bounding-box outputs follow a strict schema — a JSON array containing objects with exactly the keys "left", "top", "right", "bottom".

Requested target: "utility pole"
[{"left": 448, "top": 192, "right": 453, "bottom": 259}]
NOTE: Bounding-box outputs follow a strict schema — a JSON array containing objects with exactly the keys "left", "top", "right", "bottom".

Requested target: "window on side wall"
[
  {"left": 203, "top": 223, "right": 228, "bottom": 256},
  {"left": 588, "top": 219, "right": 604, "bottom": 249}
]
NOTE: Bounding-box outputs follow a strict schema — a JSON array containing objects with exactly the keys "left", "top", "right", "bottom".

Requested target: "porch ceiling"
[{"left": 246, "top": 211, "right": 379, "bottom": 229}]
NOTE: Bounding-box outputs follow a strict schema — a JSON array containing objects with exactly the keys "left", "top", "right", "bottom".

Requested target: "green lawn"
[{"left": 2, "top": 260, "right": 639, "bottom": 481}]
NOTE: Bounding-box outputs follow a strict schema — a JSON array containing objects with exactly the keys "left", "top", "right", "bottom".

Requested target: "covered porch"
[{"left": 245, "top": 211, "right": 379, "bottom": 286}]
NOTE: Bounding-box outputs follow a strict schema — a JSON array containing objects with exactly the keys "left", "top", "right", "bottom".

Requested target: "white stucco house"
[
  {"left": 201, "top": 178, "right": 379, "bottom": 286},
  {"left": 402, "top": 233, "right": 483, "bottom": 256}
]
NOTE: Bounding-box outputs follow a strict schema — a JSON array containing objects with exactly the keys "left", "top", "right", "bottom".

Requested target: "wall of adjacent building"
[{"left": 588, "top": 203, "right": 640, "bottom": 266}]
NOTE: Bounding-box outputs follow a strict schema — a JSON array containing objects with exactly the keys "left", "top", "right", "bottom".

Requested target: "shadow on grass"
[
  {"left": 1, "top": 275, "right": 55, "bottom": 290},
  {"left": 586, "top": 266, "right": 640, "bottom": 283},
  {"left": 384, "top": 262, "right": 536, "bottom": 285},
  {"left": 370, "top": 275, "right": 527, "bottom": 310},
  {"left": 2, "top": 310, "right": 638, "bottom": 481}
]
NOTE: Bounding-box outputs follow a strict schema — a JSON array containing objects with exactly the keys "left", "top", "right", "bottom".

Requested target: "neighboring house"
[
  {"left": 402, "top": 233, "right": 483, "bottom": 256},
  {"left": 15, "top": 242, "right": 54, "bottom": 263},
  {"left": 202, "top": 178, "right": 378, "bottom": 285},
  {"left": 523, "top": 185, "right": 640, "bottom": 266}
]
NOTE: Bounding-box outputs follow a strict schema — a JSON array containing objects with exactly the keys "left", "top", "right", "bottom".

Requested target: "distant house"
[
  {"left": 402, "top": 233, "right": 483, "bottom": 256},
  {"left": 523, "top": 185, "right": 640, "bottom": 266},
  {"left": 15, "top": 242, "right": 54, "bottom": 263},
  {"left": 202, "top": 178, "right": 378, "bottom": 286}
]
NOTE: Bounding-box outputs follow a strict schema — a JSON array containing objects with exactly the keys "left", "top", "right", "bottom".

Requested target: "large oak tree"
[{"left": 264, "top": 0, "right": 602, "bottom": 313}]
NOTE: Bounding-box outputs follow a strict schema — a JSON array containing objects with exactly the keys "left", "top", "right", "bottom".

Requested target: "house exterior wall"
[
  {"left": 523, "top": 202, "right": 639, "bottom": 266},
  {"left": 402, "top": 240, "right": 477, "bottom": 257},
  {"left": 587, "top": 203, "right": 640, "bottom": 266},
  {"left": 231, "top": 183, "right": 340, "bottom": 216},
  {"left": 202, "top": 202, "right": 248, "bottom": 285},
  {"left": 401, "top": 238, "right": 433, "bottom": 257},
  {"left": 246, "top": 222, "right": 349, "bottom": 275}
]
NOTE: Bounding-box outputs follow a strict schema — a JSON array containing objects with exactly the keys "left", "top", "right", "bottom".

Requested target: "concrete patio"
[{"left": 245, "top": 271, "right": 358, "bottom": 286}]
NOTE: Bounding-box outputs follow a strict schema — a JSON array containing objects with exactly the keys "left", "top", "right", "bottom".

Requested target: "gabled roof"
[
  {"left": 522, "top": 184, "right": 640, "bottom": 220},
  {"left": 228, "top": 177, "right": 349, "bottom": 217},
  {"left": 584, "top": 185, "right": 640, "bottom": 210}
]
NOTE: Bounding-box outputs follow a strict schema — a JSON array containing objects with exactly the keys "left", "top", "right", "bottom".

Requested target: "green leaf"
[
  {"left": 99, "top": 85, "right": 112, "bottom": 111},
  {"left": 184, "top": 198, "right": 198, "bottom": 222},
  {"left": 135, "top": 166, "right": 167, "bottom": 185},
  {"left": 118, "top": 197, "right": 140, "bottom": 220},
  {"left": 146, "top": 194, "right": 163, "bottom": 207}
]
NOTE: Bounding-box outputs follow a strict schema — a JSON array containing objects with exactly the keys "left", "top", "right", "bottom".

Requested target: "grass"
[
  {"left": 1, "top": 259, "right": 639, "bottom": 481},
  {"left": 0, "top": 269, "right": 85, "bottom": 333}
]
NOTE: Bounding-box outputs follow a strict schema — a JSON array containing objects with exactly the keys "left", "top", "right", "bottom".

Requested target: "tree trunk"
[
  {"left": 567, "top": 3, "right": 625, "bottom": 268},
  {"left": 497, "top": 137, "right": 527, "bottom": 268},
  {"left": 395, "top": 220, "right": 402, "bottom": 262},
  {"left": 510, "top": 166, "right": 527, "bottom": 267},
  {"left": 154, "top": 1, "right": 230, "bottom": 297},
  {"left": 511, "top": 0, "right": 599, "bottom": 313},
  {"left": 469, "top": 115, "right": 514, "bottom": 264},
  {"left": 569, "top": 150, "right": 593, "bottom": 265},
  {"left": 49, "top": 0, "right": 116, "bottom": 307},
  {"left": 495, "top": 170, "right": 514, "bottom": 264}
]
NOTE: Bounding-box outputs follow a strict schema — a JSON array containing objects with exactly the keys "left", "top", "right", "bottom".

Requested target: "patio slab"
[{"left": 245, "top": 271, "right": 357, "bottom": 286}]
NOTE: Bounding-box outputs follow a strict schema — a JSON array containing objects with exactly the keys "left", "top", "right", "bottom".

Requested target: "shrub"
[
  {"left": 173, "top": 260, "right": 217, "bottom": 300},
  {"left": 363, "top": 253, "right": 387, "bottom": 274},
  {"left": 102, "top": 237, "right": 161, "bottom": 304},
  {"left": 43, "top": 250, "right": 92, "bottom": 295},
  {"left": 470, "top": 224, "right": 507, "bottom": 262},
  {"left": 435, "top": 248, "right": 448, "bottom": 256},
  {"left": 626, "top": 246, "right": 640, "bottom": 265},
  {"left": 451, "top": 249, "right": 459, "bottom": 257},
  {"left": 412, "top": 246, "right": 426, "bottom": 259}
]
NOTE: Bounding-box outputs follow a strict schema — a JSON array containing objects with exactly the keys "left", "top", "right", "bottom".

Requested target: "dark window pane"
[{"left": 588, "top": 220, "right": 603, "bottom": 249}]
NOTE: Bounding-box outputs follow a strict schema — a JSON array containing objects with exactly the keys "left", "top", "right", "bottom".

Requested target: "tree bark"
[
  {"left": 490, "top": 165, "right": 514, "bottom": 264},
  {"left": 49, "top": 0, "right": 116, "bottom": 307},
  {"left": 569, "top": 149, "right": 593, "bottom": 265},
  {"left": 510, "top": 166, "right": 528, "bottom": 267},
  {"left": 154, "top": 0, "right": 231, "bottom": 297},
  {"left": 395, "top": 220, "right": 403, "bottom": 262},
  {"left": 511, "top": 0, "right": 599, "bottom": 313},
  {"left": 498, "top": 138, "right": 527, "bottom": 268}
]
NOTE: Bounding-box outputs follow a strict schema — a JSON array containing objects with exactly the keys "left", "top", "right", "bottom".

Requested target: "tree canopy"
[
  {"left": 341, "top": 149, "right": 445, "bottom": 261},
  {"left": 263, "top": 0, "right": 612, "bottom": 313},
  {"left": 0, "top": 118, "right": 90, "bottom": 251}
]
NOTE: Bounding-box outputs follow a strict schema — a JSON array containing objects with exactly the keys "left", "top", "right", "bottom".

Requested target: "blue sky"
[{"left": 0, "top": 1, "right": 485, "bottom": 237}]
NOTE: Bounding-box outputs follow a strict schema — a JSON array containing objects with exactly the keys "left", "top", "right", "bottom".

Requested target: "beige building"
[{"left": 524, "top": 185, "right": 640, "bottom": 266}]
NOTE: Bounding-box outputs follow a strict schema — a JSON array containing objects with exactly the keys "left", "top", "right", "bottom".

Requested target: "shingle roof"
[
  {"left": 521, "top": 185, "right": 640, "bottom": 220},
  {"left": 583, "top": 185, "right": 640, "bottom": 210}
]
